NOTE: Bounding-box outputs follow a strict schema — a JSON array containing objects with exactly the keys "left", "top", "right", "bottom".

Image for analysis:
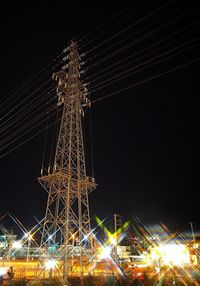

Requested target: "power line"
[
  {"left": 0, "top": 53, "right": 62, "bottom": 114},
  {"left": 90, "top": 35, "right": 200, "bottom": 91},
  {"left": 88, "top": 94, "right": 94, "bottom": 178},
  {"left": 1, "top": 2, "right": 199, "bottom": 159},
  {"left": 84, "top": 20, "right": 199, "bottom": 82},
  {"left": 0, "top": 98, "right": 57, "bottom": 148},
  {"left": 81, "top": 0, "right": 150, "bottom": 48},
  {"left": 77, "top": 0, "right": 141, "bottom": 43},
  {"left": 92, "top": 58, "right": 200, "bottom": 104},
  {"left": 0, "top": 95, "right": 56, "bottom": 143},
  {"left": 86, "top": 0, "right": 175, "bottom": 54},
  {"left": 0, "top": 78, "right": 52, "bottom": 122},
  {"left": 3, "top": 56, "right": 198, "bottom": 159},
  {"left": 0, "top": 87, "right": 55, "bottom": 135},
  {"left": 0, "top": 113, "right": 61, "bottom": 159},
  {"left": 0, "top": 104, "right": 61, "bottom": 155},
  {"left": 41, "top": 104, "right": 50, "bottom": 173},
  {"left": 86, "top": 5, "right": 199, "bottom": 70},
  {"left": 85, "top": 1, "right": 180, "bottom": 63}
]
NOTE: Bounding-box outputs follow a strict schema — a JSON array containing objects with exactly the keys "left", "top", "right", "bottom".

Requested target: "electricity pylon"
[{"left": 38, "top": 40, "right": 96, "bottom": 281}]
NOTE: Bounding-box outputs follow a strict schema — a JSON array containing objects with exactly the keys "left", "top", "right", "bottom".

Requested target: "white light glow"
[
  {"left": 83, "top": 235, "right": 88, "bottom": 240},
  {"left": 0, "top": 267, "right": 8, "bottom": 276},
  {"left": 12, "top": 241, "right": 22, "bottom": 249},
  {"left": 24, "top": 233, "right": 33, "bottom": 240},
  {"left": 151, "top": 244, "right": 190, "bottom": 266},
  {"left": 98, "top": 246, "right": 112, "bottom": 260},
  {"left": 45, "top": 259, "right": 57, "bottom": 270},
  {"left": 28, "top": 234, "right": 33, "bottom": 241},
  {"left": 109, "top": 235, "right": 117, "bottom": 246}
]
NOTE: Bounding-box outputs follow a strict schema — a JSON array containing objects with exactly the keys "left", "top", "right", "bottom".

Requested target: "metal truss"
[{"left": 38, "top": 41, "right": 96, "bottom": 281}]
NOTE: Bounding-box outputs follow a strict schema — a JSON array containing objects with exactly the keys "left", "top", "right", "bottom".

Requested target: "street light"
[
  {"left": 45, "top": 259, "right": 57, "bottom": 270},
  {"left": 98, "top": 246, "right": 112, "bottom": 260},
  {"left": 12, "top": 241, "right": 22, "bottom": 249},
  {"left": 45, "top": 259, "right": 57, "bottom": 279}
]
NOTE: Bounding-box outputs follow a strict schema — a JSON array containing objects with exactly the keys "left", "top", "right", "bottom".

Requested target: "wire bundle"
[{"left": 0, "top": 0, "right": 199, "bottom": 160}]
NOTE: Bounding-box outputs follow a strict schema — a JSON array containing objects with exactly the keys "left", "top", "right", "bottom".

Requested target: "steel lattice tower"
[{"left": 38, "top": 40, "right": 96, "bottom": 279}]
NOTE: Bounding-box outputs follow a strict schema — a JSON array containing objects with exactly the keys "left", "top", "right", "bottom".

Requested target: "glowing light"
[
  {"left": 95, "top": 215, "right": 130, "bottom": 248},
  {"left": 48, "top": 235, "right": 53, "bottom": 240},
  {"left": 24, "top": 233, "right": 33, "bottom": 240},
  {"left": 98, "top": 246, "right": 112, "bottom": 260},
  {"left": 12, "top": 241, "right": 22, "bottom": 249},
  {"left": 45, "top": 259, "right": 57, "bottom": 270},
  {"left": 109, "top": 235, "right": 117, "bottom": 246},
  {"left": 28, "top": 234, "right": 33, "bottom": 241},
  {"left": 150, "top": 244, "right": 190, "bottom": 266},
  {"left": 0, "top": 267, "right": 8, "bottom": 276},
  {"left": 123, "top": 221, "right": 130, "bottom": 229}
]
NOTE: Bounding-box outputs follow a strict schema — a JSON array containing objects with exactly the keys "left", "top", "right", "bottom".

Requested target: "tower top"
[{"left": 52, "top": 41, "right": 90, "bottom": 108}]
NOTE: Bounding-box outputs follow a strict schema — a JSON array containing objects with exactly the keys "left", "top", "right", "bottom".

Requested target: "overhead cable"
[{"left": 92, "top": 58, "right": 200, "bottom": 104}]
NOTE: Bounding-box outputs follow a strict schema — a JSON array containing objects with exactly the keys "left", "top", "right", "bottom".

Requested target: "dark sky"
[{"left": 0, "top": 0, "right": 200, "bottom": 232}]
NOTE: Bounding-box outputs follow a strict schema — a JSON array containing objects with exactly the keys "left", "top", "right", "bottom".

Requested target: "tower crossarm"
[
  {"left": 39, "top": 173, "right": 96, "bottom": 194},
  {"left": 53, "top": 41, "right": 90, "bottom": 109}
]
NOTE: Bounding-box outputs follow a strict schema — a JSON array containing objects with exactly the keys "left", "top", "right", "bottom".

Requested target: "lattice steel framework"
[{"left": 38, "top": 40, "right": 96, "bottom": 279}]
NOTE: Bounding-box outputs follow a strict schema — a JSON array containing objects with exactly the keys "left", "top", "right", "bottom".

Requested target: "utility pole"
[
  {"left": 189, "top": 222, "right": 195, "bottom": 244},
  {"left": 189, "top": 222, "right": 197, "bottom": 266},
  {"left": 39, "top": 40, "right": 96, "bottom": 282},
  {"left": 114, "top": 214, "right": 122, "bottom": 235},
  {"left": 113, "top": 214, "right": 122, "bottom": 259}
]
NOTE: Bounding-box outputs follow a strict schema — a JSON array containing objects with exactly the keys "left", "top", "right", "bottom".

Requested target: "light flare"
[
  {"left": 44, "top": 259, "right": 57, "bottom": 270},
  {"left": 98, "top": 246, "right": 112, "bottom": 260},
  {"left": 149, "top": 244, "right": 190, "bottom": 266},
  {"left": 12, "top": 241, "right": 22, "bottom": 249}
]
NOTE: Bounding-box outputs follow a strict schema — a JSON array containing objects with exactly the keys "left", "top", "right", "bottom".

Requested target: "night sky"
[{"left": 0, "top": 0, "right": 199, "bottom": 233}]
